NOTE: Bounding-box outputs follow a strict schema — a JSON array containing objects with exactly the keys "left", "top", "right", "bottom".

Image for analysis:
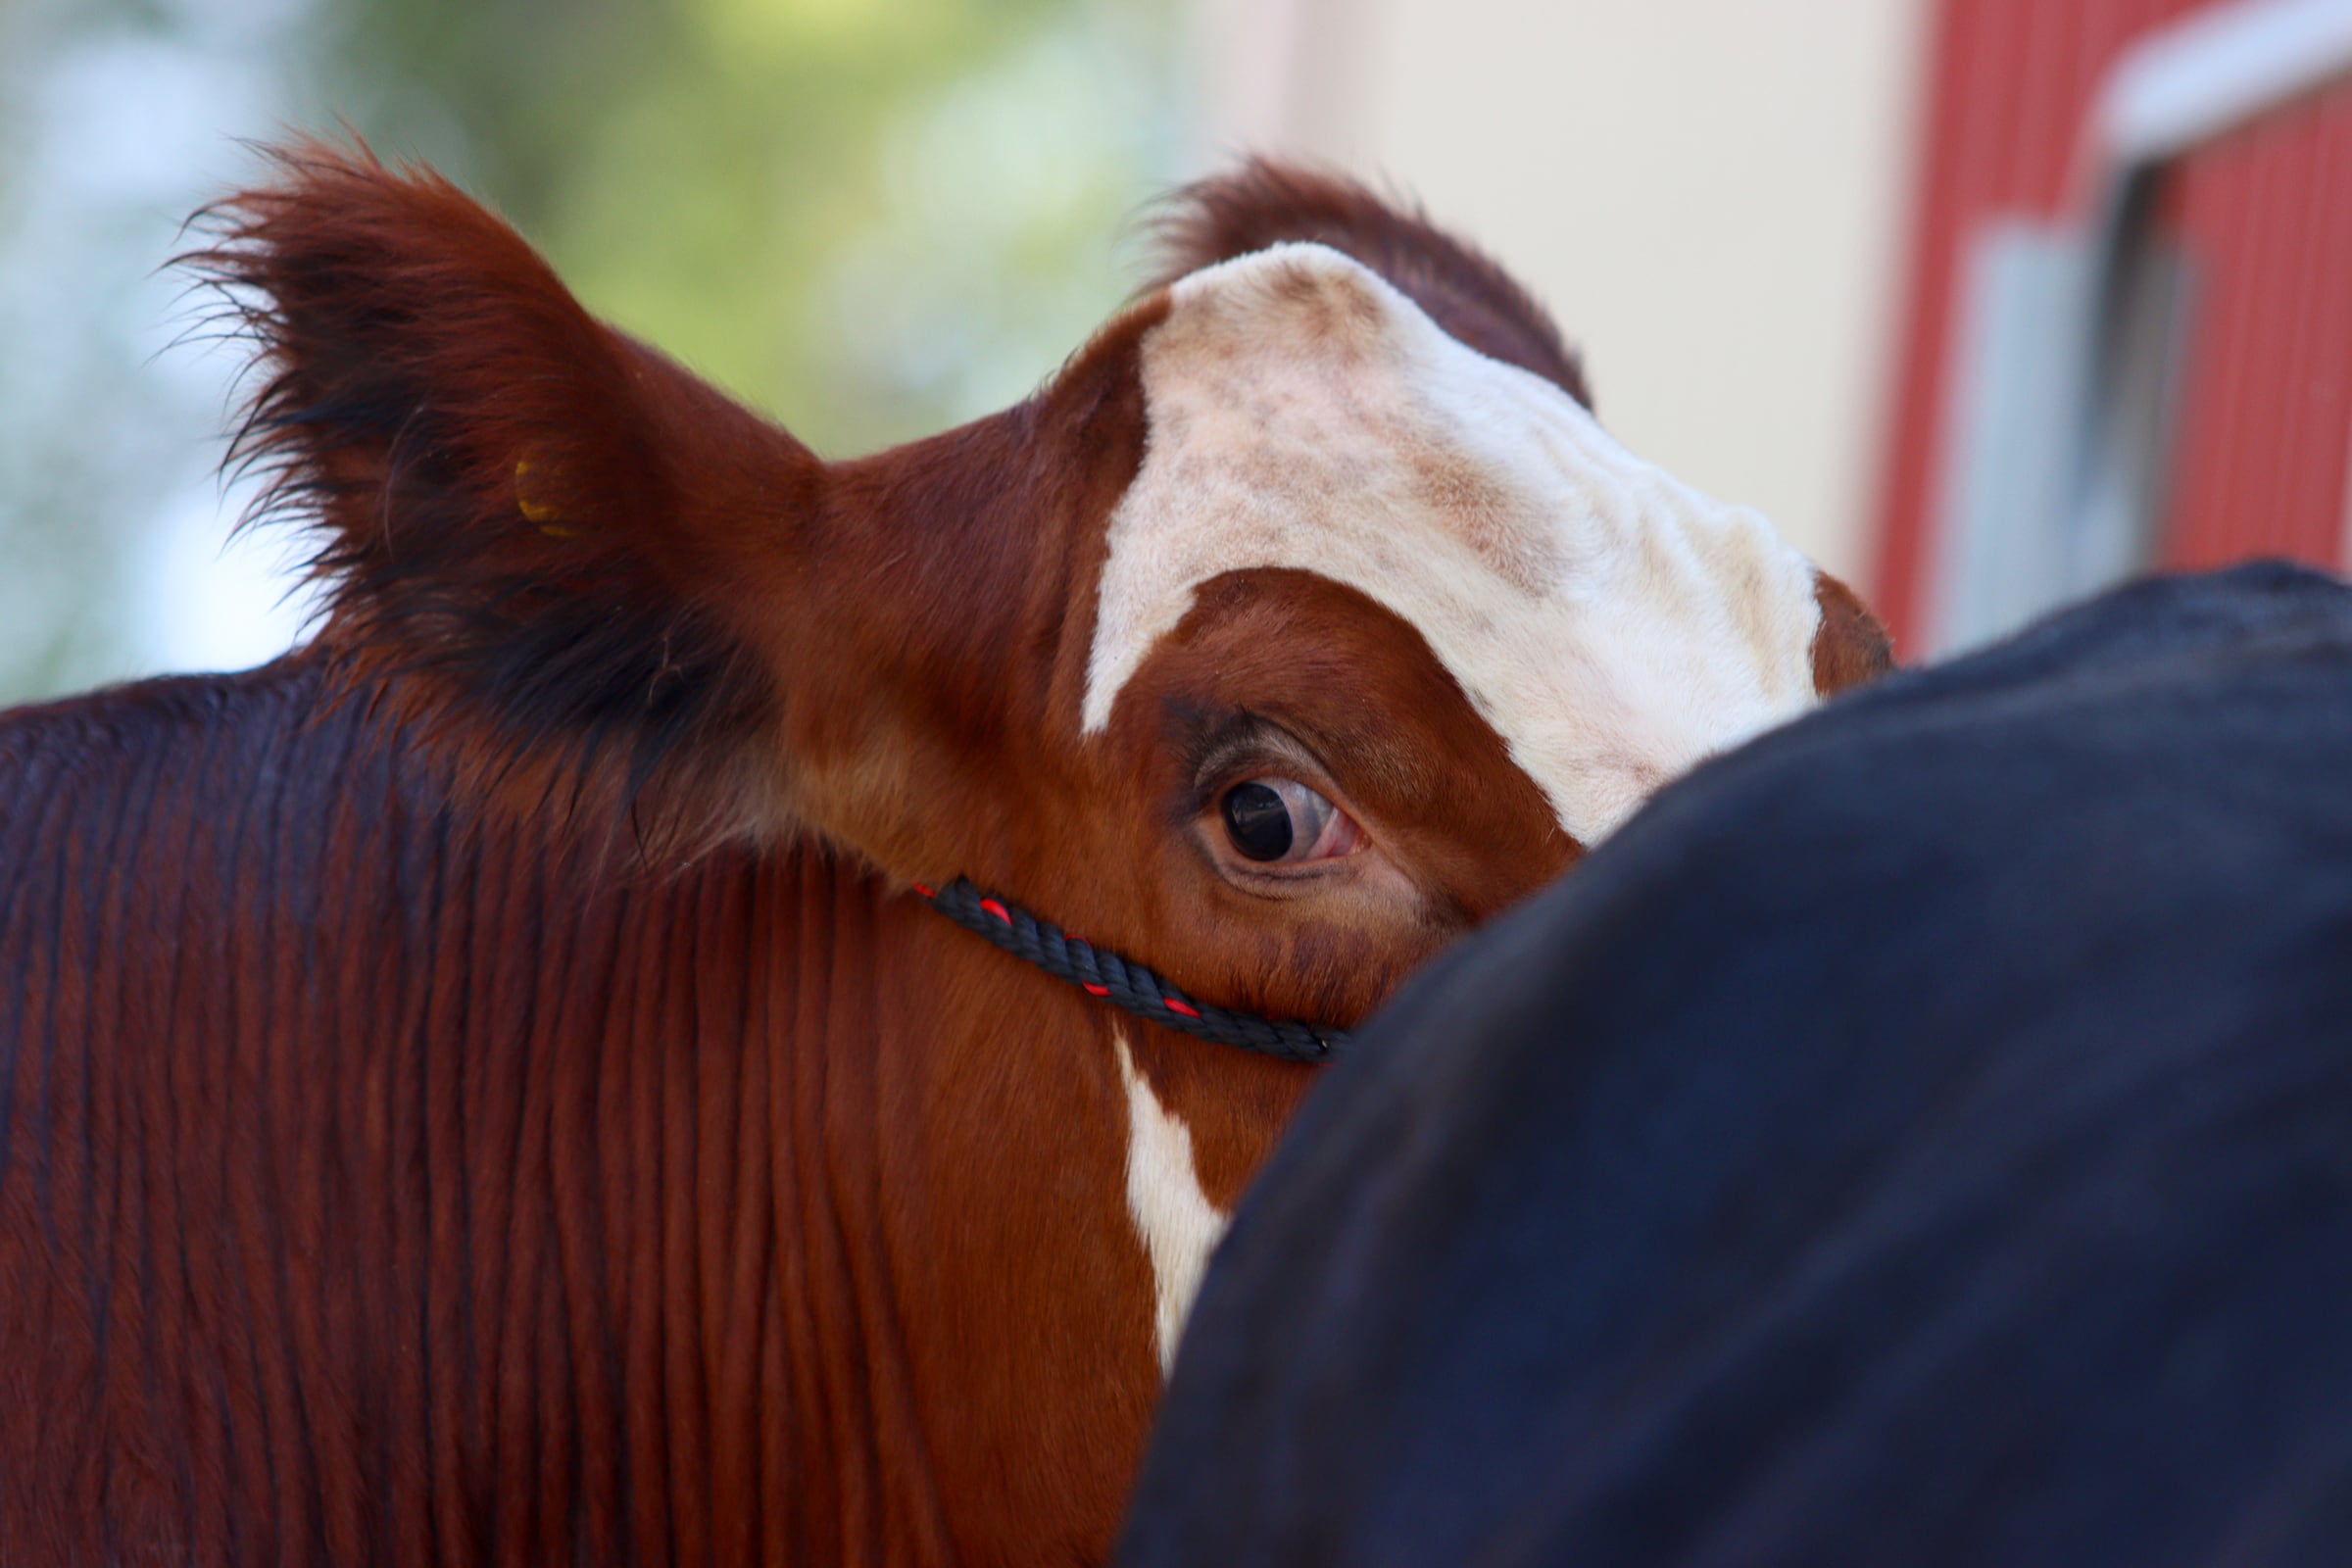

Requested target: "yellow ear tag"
[{"left": 514, "top": 457, "right": 575, "bottom": 538}]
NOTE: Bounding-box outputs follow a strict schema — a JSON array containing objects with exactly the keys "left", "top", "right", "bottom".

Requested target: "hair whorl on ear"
[
  {"left": 1150, "top": 160, "right": 1592, "bottom": 408},
  {"left": 189, "top": 139, "right": 814, "bottom": 853}
]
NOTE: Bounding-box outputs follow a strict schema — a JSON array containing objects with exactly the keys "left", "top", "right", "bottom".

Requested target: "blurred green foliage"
[
  {"left": 0, "top": 0, "right": 1192, "bottom": 701},
  {"left": 318, "top": 0, "right": 1191, "bottom": 451}
]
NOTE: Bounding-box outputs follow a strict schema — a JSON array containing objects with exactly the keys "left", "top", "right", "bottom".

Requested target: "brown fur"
[
  {"left": 1814, "top": 573, "right": 1897, "bottom": 695},
  {"left": 1151, "top": 160, "right": 1592, "bottom": 407},
  {"left": 0, "top": 141, "right": 1887, "bottom": 1564}
]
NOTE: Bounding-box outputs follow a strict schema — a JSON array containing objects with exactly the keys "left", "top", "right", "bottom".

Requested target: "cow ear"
[
  {"left": 1152, "top": 160, "right": 1592, "bottom": 407},
  {"left": 199, "top": 141, "right": 818, "bottom": 850}
]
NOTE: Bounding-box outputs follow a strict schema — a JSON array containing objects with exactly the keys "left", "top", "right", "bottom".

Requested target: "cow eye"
[{"left": 1219, "top": 778, "right": 1358, "bottom": 863}]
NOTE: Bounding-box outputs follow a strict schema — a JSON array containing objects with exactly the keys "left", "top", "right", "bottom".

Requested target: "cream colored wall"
[{"left": 1190, "top": 0, "right": 1930, "bottom": 582}]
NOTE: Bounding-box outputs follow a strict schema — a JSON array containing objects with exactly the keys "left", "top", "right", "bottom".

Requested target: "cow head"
[
  {"left": 212, "top": 147, "right": 1884, "bottom": 1034},
  {"left": 200, "top": 143, "right": 1888, "bottom": 1547}
]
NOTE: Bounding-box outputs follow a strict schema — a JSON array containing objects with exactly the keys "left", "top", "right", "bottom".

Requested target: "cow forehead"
[{"left": 1080, "top": 243, "right": 1824, "bottom": 845}]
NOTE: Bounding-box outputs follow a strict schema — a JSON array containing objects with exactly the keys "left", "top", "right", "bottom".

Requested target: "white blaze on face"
[
  {"left": 1082, "top": 243, "right": 1825, "bottom": 845},
  {"left": 1113, "top": 1031, "right": 1229, "bottom": 1376}
]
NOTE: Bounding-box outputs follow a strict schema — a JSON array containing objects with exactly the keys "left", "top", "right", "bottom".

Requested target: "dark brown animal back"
[{"left": 0, "top": 655, "right": 900, "bottom": 1565}]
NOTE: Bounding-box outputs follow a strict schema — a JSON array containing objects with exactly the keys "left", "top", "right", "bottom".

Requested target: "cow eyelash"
[{"left": 1183, "top": 715, "right": 1328, "bottom": 809}]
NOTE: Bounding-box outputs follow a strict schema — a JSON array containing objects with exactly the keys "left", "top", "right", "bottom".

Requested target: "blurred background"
[{"left": 2, "top": 0, "right": 2347, "bottom": 702}]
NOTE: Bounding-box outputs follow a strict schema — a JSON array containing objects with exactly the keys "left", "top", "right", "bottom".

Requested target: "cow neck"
[{"left": 912, "top": 878, "right": 1348, "bottom": 1062}]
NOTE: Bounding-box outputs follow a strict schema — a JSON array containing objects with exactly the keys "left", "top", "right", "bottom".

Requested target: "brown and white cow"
[{"left": 0, "top": 145, "right": 1887, "bottom": 1565}]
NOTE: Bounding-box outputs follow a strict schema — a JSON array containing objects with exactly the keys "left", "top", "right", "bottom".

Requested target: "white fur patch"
[
  {"left": 1083, "top": 243, "right": 1825, "bottom": 845},
  {"left": 1114, "top": 1031, "right": 1229, "bottom": 1376}
]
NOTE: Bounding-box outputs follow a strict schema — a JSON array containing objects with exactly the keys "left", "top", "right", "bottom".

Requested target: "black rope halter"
[{"left": 914, "top": 878, "right": 1347, "bottom": 1063}]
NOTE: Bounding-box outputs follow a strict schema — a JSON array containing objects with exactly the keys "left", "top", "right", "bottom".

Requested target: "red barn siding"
[{"left": 1873, "top": 0, "right": 2352, "bottom": 653}]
